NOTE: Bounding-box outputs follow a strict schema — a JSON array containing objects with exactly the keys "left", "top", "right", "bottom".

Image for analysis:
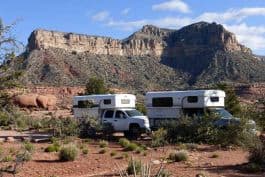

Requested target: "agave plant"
[{"left": 116, "top": 157, "right": 171, "bottom": 177}]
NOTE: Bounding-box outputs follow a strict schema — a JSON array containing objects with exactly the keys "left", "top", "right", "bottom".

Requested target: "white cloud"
[
  {"left": 106, "top": 17, "right": 193, "bottom": 31},
  {"left": 121, "top": 8, "right": 130, "bottom": 15},
  {"left": 93, "top": 7, "right": 265, "bottom": 54},
  {"left": 152, "top": 0, "right": 191, "bottom": 13},
  {"left": 107, "top": 19, "right": 147, "bottom": 31},
  {"left": 91, "top": 11, "right": 110, "bottom": 22},
  {"left": 224, "top": 23, "right": 265, "bottom": 51},
  {"left": 197, "top": 8, "right": 265, "bottom": 23}
]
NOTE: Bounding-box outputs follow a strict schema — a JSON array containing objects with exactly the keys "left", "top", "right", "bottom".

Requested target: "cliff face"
[
  {"left": 27, "top": 25, "right": 170, "bottom": 57},
  {"left": 11, "top": 22, "right": 264, "bottom": 90},
  {"left": 27, "top": 22, "right": 251, "bottom": 57}
]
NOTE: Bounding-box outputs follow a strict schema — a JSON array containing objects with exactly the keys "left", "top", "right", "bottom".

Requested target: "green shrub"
[
  {"left": 2, "top": 155, "right": 13, "bottom": 162},
  {"left": 78, "top": 144, "right": 84, "bottom": 150},
  {"left": 0, "top": 111, "right": 10, "bottom": 126},
  {"left": 82, "top": 148, "right": 88, "bottom": 155},
  {"left": 99, "top": 148, "right": 107, "bottom": 154},
  {"left": 122, "top": 152, "right": 129, "bottom": 159},
  {"left": 185, "top": 143, "right": 198, "bottom": 151},
  {"left": 59, "top": 144, "right": 78, "bottom": 161},
  {"left": 82, "top": 138, "right": 92, "bottom": 144},
  {"left": 168, "top": 150, "right": 188, "bottom": 162},
  {"left": 99, "top": 140, "right": 109, "bottom": 148},
  {"left": 50, "top": 137, "right": 59, "bottom": 144},
  {"left": 47, "top": 117, "right": 79, "bottom": 138},
  {"left": 151, "top": 128, "right": 167, "bottom": 147},
  {"left": 0, "top": 146, "right": 3, "bottom": 156},
  {"left": 243, "top": 163, "right": 263, "bottom": 173},
  {"left": 135, "top": 147, "right": 144, "bottom": 154},
  {"left": 85, "top": 77, "right": 108, "bottom": 95},
  {"left": 127, "top": 159, "right": 142, "bottom": 175},
  {"left": 136, "top": 103, "right": 147, "bottom": 115},
  {"left": 8, "top": 147, "right": 16, "bottom": 155},
  {"left": 124, "top": 143, "right": 138, "bottom": 151},
  {"left": 23, "top": 141, "right": 34, "bottom": 152},
  {"left": 110, "top": 151, "right": 117, "bottom": 157},
  {"left": 248, "top": 141, "right": 265, "bottom": 165},
  {"left": 16, "top": 151, "right": 32, "bottom": 162},
  {"left": 45, "top": 143, "right": 61, "bottom": 152},
  {"left": 159, "top": 169, "right": 172, "bottom": 177},
  {"left": 215, "top": 83, "right": 242, "bottom": 116},
  {"left": 119, "top": 138, "right": 130, "bottom": 148}
]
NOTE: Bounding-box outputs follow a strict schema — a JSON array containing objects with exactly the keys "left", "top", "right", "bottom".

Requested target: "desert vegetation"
[{"left": 0, "top": 17, "right": 264, "bottom": 176}]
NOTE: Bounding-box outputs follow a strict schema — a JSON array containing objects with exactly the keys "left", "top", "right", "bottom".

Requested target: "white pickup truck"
[{"left": 73, "top": 94, "right": 150, "bottom": 138}]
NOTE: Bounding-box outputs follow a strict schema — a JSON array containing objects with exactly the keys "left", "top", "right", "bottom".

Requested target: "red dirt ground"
[{"left": 0, "top": 140, "right": 264, "bottom": 177}]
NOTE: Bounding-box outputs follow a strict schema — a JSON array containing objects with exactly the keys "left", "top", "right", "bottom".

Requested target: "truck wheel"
[
  {"left": 87, "top": 127, "right": 96, "bottom": 137},
  {"left": 128, "top": 125, "right": 141, "bottom": 140}
]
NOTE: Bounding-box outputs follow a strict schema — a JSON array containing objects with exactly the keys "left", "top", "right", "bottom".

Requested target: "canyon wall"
[{"left": 27, "top": 22, "right": 251, "bottom": 57}]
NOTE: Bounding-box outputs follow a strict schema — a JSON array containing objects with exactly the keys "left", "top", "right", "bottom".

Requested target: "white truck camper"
[
  {"left": 73, "top": 94, "right": 150, "bottom": 138},
  {"left": 145, "top": 90, "right": 234, "bottom": 128}
]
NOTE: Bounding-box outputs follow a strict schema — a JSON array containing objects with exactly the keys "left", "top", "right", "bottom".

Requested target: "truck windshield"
[
  {"left": 125, "top": 110, "right": 143, "bottom": 117},
  {"left": 210, "top": 108, "right": 233, "bottom": 118}
]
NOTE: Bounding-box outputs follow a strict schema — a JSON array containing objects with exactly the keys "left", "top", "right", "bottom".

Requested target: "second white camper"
[{"left": 145, "top": 90, "right": 231, "bottom": 128}]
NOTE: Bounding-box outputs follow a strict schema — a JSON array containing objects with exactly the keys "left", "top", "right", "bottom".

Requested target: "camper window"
[
  {"left": 77, "top": 100, "right": 94, "bottom": 108},
  {"left": 210, "top": 97, "right": 219, "bottom": 102},
  {"left": 121, "top": 99, "right": 130, "bottom": 104},
  {"left": 187, "top": 96, "right": 198, "bottom": 103},
  {"left": 104, "top": 110, "right": 114, "bottom": 118},
  {"left": 152, "top": 97, "right": 173, "bottom": 107},
  {"left": 103, "top": 99, "right": 111, "bottom": 105}
]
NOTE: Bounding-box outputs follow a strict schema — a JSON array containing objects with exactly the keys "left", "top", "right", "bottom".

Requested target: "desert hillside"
[{"left": 7, "top": 22, "right": 265, "bottom": 91}]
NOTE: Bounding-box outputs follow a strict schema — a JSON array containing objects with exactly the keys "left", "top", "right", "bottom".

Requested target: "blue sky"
[{"left": 1, "top": 0, "right": 265, "bottom": 54}]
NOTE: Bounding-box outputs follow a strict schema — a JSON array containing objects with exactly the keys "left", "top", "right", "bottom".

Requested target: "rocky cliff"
[
  {"left": 27, "top": 25, "right": 169, "bottom": 57},
  {"left": 27, "top": 22, "right": 251, "bottom": 57},
  {"left": 9, "top": 22, "right": 265, "bottom": 91}
]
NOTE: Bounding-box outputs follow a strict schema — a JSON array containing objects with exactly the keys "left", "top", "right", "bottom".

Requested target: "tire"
[{"left": 128, "top": 124, "right": 141, "bottom": 140}]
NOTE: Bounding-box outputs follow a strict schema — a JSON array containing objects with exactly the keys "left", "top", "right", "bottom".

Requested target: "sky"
[{"left": 1, "top": 0, "right": 265, "bottom": 55}]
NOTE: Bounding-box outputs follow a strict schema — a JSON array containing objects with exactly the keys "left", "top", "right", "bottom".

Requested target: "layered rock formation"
[
  {"left": 27, "top": 25, "right": 168, "bottom": 57},
  {"left": 8, "top": 22, "right": 265, "bottom": 90},
  {"left": 27, "top": 22, "right": 251, "bottom": 58}
]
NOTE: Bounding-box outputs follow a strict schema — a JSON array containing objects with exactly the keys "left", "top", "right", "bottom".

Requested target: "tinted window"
[
  {"left": 210, "top": 97, "right": 219, "bottom": 102},
  {"left": 115, "top": 111, "right": 126, "bottom": 119},
  {"left": 125, "top": 110, "right": 143, "bottom": 117},
  {"left": 104, "top": 110, "right": 114, "bottom": 118},
  {"left": 187, "top": 96, "right": 198, "bottom": 103},
  {"left": 104, "top": 99, "right": 111, "bottom": 105},
  {"left": 152, "top": 97, "right": 173, "bottom": 107}
]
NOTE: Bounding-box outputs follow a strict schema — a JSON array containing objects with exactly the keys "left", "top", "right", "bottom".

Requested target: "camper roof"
[{"left": 146, "top": 90, "right": 225, "bottom": 97}]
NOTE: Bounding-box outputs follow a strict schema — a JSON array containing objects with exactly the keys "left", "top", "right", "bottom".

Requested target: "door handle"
[
  {"left": 103, "top": 120, "right": 107, "bottom": 122},
  {"left": 114, "top": 120, "right": 117, "bottom": 122}
]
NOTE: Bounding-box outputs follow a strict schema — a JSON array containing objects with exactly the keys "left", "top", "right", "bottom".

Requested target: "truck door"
[
  {"left": 102, "top": 110, "right": 114, "bottom": 126},
  {"left": 113, "top": 110, "right": 128, "bottom": 131}
]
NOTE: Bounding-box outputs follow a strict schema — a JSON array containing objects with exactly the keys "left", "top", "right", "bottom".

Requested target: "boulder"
[
  {"left": 14, "top": 94, "right": 38, "bottom": 107},
  {"left": 36, "top": 95, "right": 57, "bottom": 109}
]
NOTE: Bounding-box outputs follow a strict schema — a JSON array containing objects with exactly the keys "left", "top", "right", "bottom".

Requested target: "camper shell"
[
  {"left": 145, "top": 90, "right": 226, "bottom": 127},
  {"left": 73, "top": 94, "right": 150, "bottom": 138},
  {"left": 73, "top": 94, "right": 136, "bottom": 118}
]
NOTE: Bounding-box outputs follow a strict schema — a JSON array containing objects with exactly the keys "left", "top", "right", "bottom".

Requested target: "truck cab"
[{"left": 102, "top": 109, "right": 150, "bottom": 135}]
